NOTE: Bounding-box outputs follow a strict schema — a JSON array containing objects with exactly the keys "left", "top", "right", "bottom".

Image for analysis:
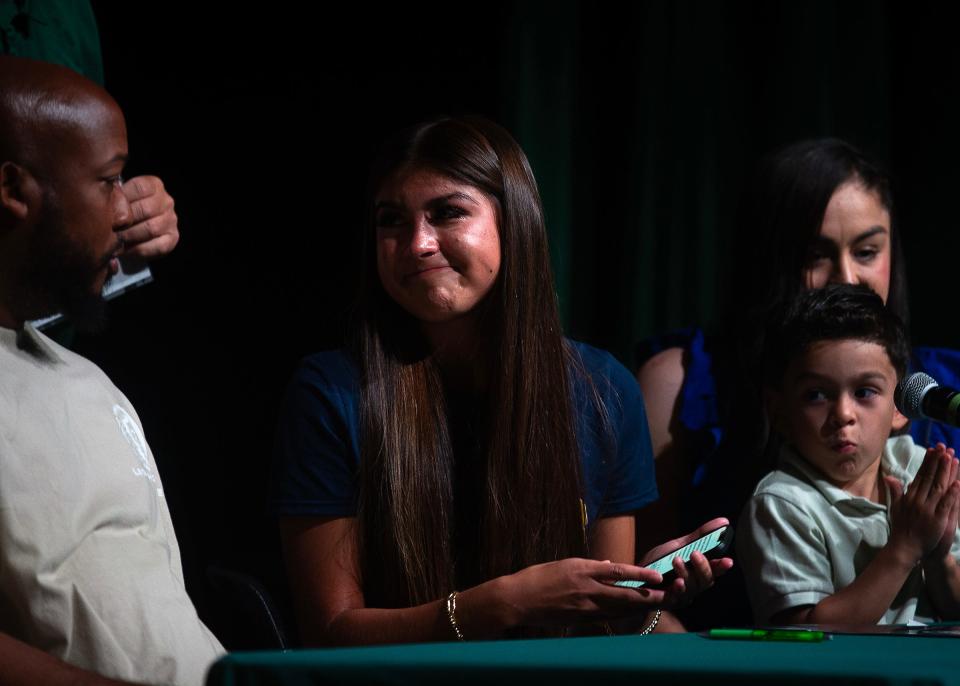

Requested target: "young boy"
[{"left": 737, "top": 283, "right": 960, "bottom": 625}]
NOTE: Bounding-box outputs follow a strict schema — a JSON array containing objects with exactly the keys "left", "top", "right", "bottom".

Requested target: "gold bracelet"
[
  {"left": 445, "top": 591, "right": 464, "bottom": 641},
  {"left": 638, "top": 609, "right": 661, "bottom": 636}
]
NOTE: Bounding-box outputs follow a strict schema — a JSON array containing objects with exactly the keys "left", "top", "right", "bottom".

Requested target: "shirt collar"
[
  {"left": 779, "top": 441, "right": 889, "bottom": 513},
  {"left": 0, "top": 322, "right": 63, "bottom": 365}
]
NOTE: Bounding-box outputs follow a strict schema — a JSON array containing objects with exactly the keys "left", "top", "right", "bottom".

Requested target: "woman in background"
[{"left": 638, "top": 137, "right": 959, "bottom": 546}]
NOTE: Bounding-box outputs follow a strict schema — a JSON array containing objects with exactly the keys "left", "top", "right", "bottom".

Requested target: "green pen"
[{"left": 708, "top": 628, "right": 827, "bottom": 642}]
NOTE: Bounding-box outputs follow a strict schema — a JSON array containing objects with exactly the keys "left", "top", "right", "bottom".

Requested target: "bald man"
[{"left": 0, "top": 57, "right": 223, "bottom": 686}]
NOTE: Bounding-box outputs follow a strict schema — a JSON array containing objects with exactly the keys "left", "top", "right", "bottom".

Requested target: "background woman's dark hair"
[
  {"left": 718, "top": 138, "right": 907, "bottom": 492},
  {"left": 730, "top": 138, "right": 907, "bottom": 331},
  {"left": 354, "top": 116, "right": 587, "bottom": 623}
]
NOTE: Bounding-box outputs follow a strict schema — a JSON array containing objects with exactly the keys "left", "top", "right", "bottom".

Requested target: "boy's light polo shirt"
[{"left": 738, "top": 435, "right": 960, "bottom": 624}]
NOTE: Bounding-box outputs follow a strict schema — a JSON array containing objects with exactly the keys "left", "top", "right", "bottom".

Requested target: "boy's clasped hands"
[{"left": 886, "top": 443, "right": 960, "bottom": 570}]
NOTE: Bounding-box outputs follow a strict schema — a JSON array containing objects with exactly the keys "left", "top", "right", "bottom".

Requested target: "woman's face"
[
  {"left": 374, "top": 167, "right": 501, "bottom": 324},
  {"left": 804, "top": 181, "right": 892, "bottom": 303}
]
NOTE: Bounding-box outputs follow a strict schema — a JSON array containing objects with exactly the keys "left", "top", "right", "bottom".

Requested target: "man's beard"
[{"left": 19, "top": 195, "right": 116, "bottom": 333}]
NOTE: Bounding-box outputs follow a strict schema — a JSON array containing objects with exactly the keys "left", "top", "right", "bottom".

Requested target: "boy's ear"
[
  {"left": 892, "top": 407, "right": 909, "bottom": 432},
  {"left": 0, "top": 161, "right": 42, "bottom": 222},
  {"left": 891, "top": 374, "right": 909, "bottom": 432}
]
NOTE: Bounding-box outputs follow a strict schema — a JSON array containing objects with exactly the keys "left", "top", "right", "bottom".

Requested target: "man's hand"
[{"left": 118, "top": 175, "right": 179, "bottom": 269}]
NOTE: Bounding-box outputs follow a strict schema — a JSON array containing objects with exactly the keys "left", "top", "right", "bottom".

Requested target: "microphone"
[{"left": 895, "top": 372, "right": 960, "bottom": 427}]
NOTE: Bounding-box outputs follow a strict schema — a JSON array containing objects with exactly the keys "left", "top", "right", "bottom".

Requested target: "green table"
[{"left": 207, "top": 633, "right": 960, "bottom": 685}]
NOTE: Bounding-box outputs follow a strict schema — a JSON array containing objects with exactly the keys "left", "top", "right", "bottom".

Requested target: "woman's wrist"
[
  {"left": 456, "top": 576, "right": 522, "bottom": 639},
  {"left": 652, "top": 609, "right": 685, "bottom": 633},
  {"left": 638, "top": 608, "right": 661, "bottom": 635},
  {"left": 445, "top": 592, "right": 464, "bottom": 640},
  {"left": 496, "top": 573, "right": 526, "bottom": 628}
]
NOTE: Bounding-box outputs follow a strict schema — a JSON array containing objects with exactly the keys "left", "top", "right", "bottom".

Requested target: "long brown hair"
[{"left": 355, "top": 116, "right": 587, "bottom": 614}]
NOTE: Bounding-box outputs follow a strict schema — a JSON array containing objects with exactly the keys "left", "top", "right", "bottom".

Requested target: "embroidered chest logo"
[{"left": 112, "top": 404, "right": 158, "bottom": 486}]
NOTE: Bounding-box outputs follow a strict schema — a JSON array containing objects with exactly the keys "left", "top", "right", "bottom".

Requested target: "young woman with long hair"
[{"left": 273, "top": 116, "right": 730, "bottom": 644}]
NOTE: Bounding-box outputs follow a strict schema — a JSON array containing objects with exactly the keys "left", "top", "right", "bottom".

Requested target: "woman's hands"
[
  {"left": 638, "top": 517, "right": 734, "bottom": 608},
  {"left": 497, "top": 557, "right": 665, "bottom": 628},
  {"left": 496, "top": 518, "right": 733, "bottom": 630}
]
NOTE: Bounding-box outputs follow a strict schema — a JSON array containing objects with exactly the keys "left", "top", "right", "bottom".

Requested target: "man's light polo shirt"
[{"left": 0, "top": 324, "right": 223, "bottom": 685}]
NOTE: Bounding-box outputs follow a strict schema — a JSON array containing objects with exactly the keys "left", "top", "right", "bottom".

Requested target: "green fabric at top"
[
  {"left": 498, "top": 1, "right": 892, "bottom": 366},
  {"left": 0, "top": 0, "right": 103, "bottom": 84}
]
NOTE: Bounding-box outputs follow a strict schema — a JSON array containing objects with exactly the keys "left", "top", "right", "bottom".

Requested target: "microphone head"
[{"left": 895, "top": 372, "right": 938, "bottom": 419}]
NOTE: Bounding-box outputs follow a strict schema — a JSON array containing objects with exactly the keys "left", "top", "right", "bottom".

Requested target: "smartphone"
[
  {"left": 613, "top": 524, "right": 732, "bottom": 589},
  {"left": 31, "top": 264, "right": 153, "bottom": 331}
]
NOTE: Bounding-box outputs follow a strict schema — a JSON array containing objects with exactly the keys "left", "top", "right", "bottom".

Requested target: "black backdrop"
[{"left": 80, "top": 1, "right": 960, "bottom": 637}]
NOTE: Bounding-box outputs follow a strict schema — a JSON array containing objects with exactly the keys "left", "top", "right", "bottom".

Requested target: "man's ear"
[{"left": 0, "top": 161, "right": 41, "bottom": 220}]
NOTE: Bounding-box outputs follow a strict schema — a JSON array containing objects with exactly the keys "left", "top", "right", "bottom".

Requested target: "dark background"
[{"left": 70, "top": 0, "right": 960, "bottom": 640}]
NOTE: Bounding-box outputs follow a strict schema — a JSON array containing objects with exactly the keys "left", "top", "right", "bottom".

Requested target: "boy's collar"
[{"left": 778, "top": 440, "right": 912, "bottom": 512}]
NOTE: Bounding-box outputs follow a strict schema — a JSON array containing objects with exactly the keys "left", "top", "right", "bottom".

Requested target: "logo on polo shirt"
[{"left": 112, "top": 405, "right": 161, "bottom": 493}]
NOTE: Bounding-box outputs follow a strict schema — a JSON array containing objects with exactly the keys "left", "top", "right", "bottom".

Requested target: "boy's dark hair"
[{"left": 764, "top": 283, "right": 910, "bottom": 388}]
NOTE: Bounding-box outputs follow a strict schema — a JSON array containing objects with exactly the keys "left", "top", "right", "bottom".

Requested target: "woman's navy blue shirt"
[{"left": 271, "top": 340, "right": 658, "bottom": 529}]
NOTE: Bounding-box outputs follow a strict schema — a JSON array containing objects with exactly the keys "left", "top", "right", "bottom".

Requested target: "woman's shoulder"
[
  {"left": 565, "top": 339, "right": 638, "bottom": 395},
  {"left": 635, "top": 328, "right": 714, "bottom": 390},
  {"left": 635, "top": 347, "right": 685, "bottom": 461},
  {"left": 633, "top": 328, "right": 722, "bottom": 461},
  {"left": 279, "top": 349, "right": 362, "bottom": 424},
  {"left": 565, "top": 341, "right": 658, "bottom": 516},
  {"left": 636, "top": 346, "right": 686, "bottom": 397},
  {"left": 566, "top": 338, "right": 624, "bottom": 369},
  {"left": 273, "top": 349, "right": 362, "bottom": 517},
  {"left": 292, "top": 349, "right": 361, "bottom": 391}
]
